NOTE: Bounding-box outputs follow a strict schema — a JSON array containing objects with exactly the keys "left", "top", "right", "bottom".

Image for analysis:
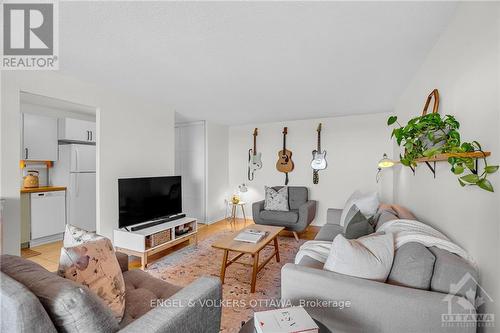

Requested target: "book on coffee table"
[
  {"left": 254, "top": 306, "right": 319, "bottom": 333},
  {"left": 234, "top": 229, "right": 268, "bottom": 243}
]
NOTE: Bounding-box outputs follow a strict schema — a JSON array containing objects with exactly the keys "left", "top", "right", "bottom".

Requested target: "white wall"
[
  {"left": 393, "top": 2, "right": 499, "bottom": 325},
  {"left": 1, "top": 71, "right": 175, "bottom": 255},
  {"left": 228, "top": 113, "right": 393, "bottom": 225},
  {"left": 175, "top": 122, "right": 206, "bottom": 222},
  {"left": 206, "top": 122, "right": 229, "bottom": 223}
]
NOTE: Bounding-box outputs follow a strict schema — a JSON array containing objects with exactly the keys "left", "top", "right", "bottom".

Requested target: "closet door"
[{"left": 175, "top": 122, "right": 206, "bottom": 223}]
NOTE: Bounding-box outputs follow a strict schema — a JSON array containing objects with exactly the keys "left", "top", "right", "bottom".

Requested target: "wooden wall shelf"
[
  {"left": 409, "top": 151, "right": 492, "bottom": 178},
  {"left": 415, "top": 151, "right": 491, "bottom": 163}
]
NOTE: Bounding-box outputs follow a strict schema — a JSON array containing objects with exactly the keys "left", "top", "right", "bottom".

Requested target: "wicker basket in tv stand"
[{"left": 113, "top": 217, "right": 198, "bottom": 269}]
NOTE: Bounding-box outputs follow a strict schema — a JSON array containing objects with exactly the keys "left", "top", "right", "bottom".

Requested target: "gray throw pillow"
[
  {"left": 264, "top": 186, "right": 289, "bottom": 211},
  {"left": 343, "top": 204, "right": 374, "bottom": 239},
  {"left": 0, "top": 255, "right": 119, "bottom": 333}
]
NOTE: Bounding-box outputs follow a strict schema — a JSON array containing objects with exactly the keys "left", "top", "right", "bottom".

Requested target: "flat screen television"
[{"left": 118, "top": 176, "right": 182, "bottom": 228}]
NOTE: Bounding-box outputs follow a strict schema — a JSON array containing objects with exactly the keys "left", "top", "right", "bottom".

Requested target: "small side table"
[{"left": 228, "top": 201, "right": 248, "bottom": 225}]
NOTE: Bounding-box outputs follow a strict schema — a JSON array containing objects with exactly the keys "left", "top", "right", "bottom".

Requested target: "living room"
[{"left": 1, "top": 1, "right": 499, "bottom": 333}]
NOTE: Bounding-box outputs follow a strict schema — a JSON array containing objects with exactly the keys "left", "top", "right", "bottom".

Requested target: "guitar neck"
[
  {"left": 253, "top": 135, "right": 257, "bottom": 155},
  {"left": 283, "top": 133, "right": 286, "bottom": 151},
  {"left": 317, "top": 131, "right": 321, "bottom": 151}
]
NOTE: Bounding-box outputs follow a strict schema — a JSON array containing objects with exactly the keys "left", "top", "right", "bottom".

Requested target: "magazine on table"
[{"left": 234, "top": 229, "right": 269, "bottom": 243}]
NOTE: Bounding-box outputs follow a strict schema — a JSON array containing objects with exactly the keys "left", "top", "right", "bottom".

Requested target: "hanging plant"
[{"left": 387, "top": 113, "right": 498, "bottom": 192}]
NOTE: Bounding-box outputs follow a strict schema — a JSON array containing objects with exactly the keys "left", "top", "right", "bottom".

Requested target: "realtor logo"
[{"left": 1, "top": 1, "right": 59, "bottom": 69}]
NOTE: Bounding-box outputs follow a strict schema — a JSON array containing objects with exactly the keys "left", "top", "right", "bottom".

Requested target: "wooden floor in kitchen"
[{"left": 22, "top": 218, "right": 319, "bottom": 272}]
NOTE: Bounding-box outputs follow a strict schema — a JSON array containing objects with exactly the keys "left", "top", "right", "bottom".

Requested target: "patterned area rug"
[{"left": 146, "top": 230, "right": 305, "bottom": 333}]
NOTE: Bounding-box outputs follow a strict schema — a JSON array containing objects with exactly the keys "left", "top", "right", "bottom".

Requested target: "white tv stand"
[{"left": 113, "top": 217, "right": 197, "bottom": 269}]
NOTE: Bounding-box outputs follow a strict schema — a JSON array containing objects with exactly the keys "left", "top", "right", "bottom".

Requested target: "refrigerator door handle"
[
  {"left": 75, "top": 173, "right": 79, "bottom": 197},
  {"left": 75, "top": 146, "right": 80, "bottom": 172}
]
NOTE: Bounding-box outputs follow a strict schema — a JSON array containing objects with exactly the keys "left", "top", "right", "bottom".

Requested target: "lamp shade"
[
  {"left": 378, "top": 154, "right": 395, "bottom": 168},
  {"left": 238, "top": 183, "right": 248, "bottom": 193}
]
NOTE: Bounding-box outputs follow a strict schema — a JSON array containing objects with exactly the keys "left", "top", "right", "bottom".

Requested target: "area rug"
[{"left": 146, "top": 231, "right": 306, "bottom": 333}]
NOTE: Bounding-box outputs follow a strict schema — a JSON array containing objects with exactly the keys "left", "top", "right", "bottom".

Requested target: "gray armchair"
[
  {"left": 252, "top": 186, "right": 317, "bottom": 240},
  {"left": 0, "top": 254, "right": 222, "bottom": 333}
]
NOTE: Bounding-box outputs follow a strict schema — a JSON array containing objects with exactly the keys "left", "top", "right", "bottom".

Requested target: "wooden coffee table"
[{"left": 212, "top": 225, "right": 284, "bottom": 293}]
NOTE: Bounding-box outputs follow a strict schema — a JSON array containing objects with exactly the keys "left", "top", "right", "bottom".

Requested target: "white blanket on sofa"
[{"left": 295, "top": 219, "right": 476, "bottom": 268}]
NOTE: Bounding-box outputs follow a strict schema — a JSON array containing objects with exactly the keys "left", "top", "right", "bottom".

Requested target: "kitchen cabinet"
[
  {"left": 22, "top": 113, "right": 58, "bottom": 161},
  {"left": 58, "top": 118, "right": 96, "bottom": 143}
]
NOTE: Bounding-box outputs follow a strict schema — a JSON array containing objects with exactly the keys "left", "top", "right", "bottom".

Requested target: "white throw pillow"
[
  {"left": 340, "top": 191, "right": 379, "bottom": 226},
  {"left": 323, "top": 233, "right": 394, "bottom": 282},
  {"left": 264, "top": 186, "right": 289, "bottom": 211}
]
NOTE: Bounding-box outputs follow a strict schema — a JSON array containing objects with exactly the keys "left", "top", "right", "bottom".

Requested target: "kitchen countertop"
[{"left": 20, "top": 186, "right": 66, "bottom": 193}]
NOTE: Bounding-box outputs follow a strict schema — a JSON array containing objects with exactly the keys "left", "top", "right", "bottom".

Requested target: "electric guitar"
[
  {"left": 311, "top": 123, "right": 327, "bottom": 184},
  {"left": 276, "top": 127, "right": 294, "bottom": 184},
  {"left": 248, "top": 128, "right": 262, "bottom": 181}
]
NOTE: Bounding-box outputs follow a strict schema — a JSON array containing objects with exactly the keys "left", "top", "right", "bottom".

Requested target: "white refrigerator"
[{"left": 51, "top": 144, "right": 96, "bottom": 231}]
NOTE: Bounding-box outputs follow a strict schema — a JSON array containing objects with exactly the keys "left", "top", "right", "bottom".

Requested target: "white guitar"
[
  {"left": 311, "top": 123, "right": 327, "bottom": 184},
  {"left": 248, "top": 128, "right": 262, "bottom": 181}
]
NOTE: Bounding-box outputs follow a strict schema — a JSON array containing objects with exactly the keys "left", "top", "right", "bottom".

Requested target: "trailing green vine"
[{"left": 387, "top": 113, "right": 498, "bottom": 192}]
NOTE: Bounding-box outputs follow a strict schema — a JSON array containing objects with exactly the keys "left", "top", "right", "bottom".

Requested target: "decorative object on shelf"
[
  {"left": 376, "top": 153, "right": 395, "bottom": 183},
  {"left": 276, "top": 127, "right": 294, "bottom": 185},
  {"left": 248, "top": 128, "right": 262, "bottom": 181},
  {"left": 231, "top": 195, "right": 241, "bottom": 204},
  {"left": 22, "top": 170, "right": 40, "bottom": 188},
  {"left": 311, "top": 123, "right": 327, "bottom": 184},
  {"left": 387, "top": 89, "right": 498, "bottom": 192}
]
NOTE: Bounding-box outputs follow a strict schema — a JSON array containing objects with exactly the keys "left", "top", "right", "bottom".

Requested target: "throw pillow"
[
  {"left": 343, "top": 204, "right": 374, "bottom": 239},
  {"left": 340, "top": 191, "right": 379, "bottom": 226},
  {"left": 324, "top": 232, "right": 394, "bottom": 282},
  {"left": 63, "top": 224, "right": 103, "bottom": 247},
  {"left": 58, "top": 238, "right": 126, "bottom": 321},
  {"left": 264, "top": 186, "right": 289, "bottom": 211}
]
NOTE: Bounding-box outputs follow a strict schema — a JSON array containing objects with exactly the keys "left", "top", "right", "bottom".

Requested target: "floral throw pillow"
[
  {"left": 264, "top": 186, "right": 289, "bottom": 211},
  {"left": 58, "top": 237, "right": 126, "bottom": 321},
  {"left": 63, "top": 224, "right": 103, "bottom": 247}
]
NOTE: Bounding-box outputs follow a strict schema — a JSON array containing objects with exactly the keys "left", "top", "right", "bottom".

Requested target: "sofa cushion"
[
  {"left": 314, "top": 223, "right": 344, "bottom": 241},
  {"left": 58, "top": 237, "right": 126, "bottom": 321},
  {"left": 120, "top": 269, "right": 182, "bottom": 328},
  {"left": 375, "top": 210, "right": 399, "bottom": 231},
  {"left": 343, "top": 205, "right": 374, "bottom": 239},
  {"left": 340, "top": 191, "right": 379, "bottom": 226},
  {"left": 324, "top": 233, "right": 394, "bottom": 282},
  {"left": 387, "top": 243, "right": 436, "bottom": 290},
  {"left": 429, "top": 247, "right": 479, "bottom": 304},
  {"left": 288, "top": 186, "right": 308, "bottom": 210},
  {"left": 0, "top": 272, "right": 57, "bottom": 333},
  {"left": 260, "top": 210, "right": 299, "bottom": 225},
  {"left": 264, "top": 186, "right": 289, "bottom": 211},
  {"left": 0, "top": 255, "right": 119, "bottom": 333}
]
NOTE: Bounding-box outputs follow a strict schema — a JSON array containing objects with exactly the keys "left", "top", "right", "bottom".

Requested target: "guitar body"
[
  {"left": 276, "top": 149, "right": 294, "bottom": 173},
  {"left": 311, "top": 150, "right": 327, "bottom": 170},
  {"left": 249, "top": 150, "right": 262, "bottom": 171}
]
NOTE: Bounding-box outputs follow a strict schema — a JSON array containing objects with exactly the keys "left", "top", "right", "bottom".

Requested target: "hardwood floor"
[{"left": 24, "top": 218, "right": 319, "bottom": 271}]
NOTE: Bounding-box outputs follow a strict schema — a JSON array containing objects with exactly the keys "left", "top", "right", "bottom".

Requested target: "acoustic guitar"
[
  {"left": 248, "top": 128, "right": 262, "bottom": 181},
  {"left": 311, "top": 123, "right": 327, "bottom": 184},
  {"left": 276, "top": 127, "right": 294, "bottom": 184}
]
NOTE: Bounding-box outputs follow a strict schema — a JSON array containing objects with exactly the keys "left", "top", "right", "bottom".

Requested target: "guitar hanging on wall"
[
  {"left": 276, "top": 127, "right": 294, "bottom": 185},
  {"left": 311, "top": 123, "right": 327, "bottom": 184},
  {"left": 248, "top": 128, "right": 262, "bottom": 181}
]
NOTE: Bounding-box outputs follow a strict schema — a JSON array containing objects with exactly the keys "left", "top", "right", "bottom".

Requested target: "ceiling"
[{"left": 58, "top": 2, "right": 458, "bottom": 125}]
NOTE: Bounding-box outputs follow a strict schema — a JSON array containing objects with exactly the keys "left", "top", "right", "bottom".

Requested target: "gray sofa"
[
  {"left": 281, "top": 206, "right": 479, "bottom": 333},
  {"left": 252, "top": 186, "right": 317, "bottom": 240},
  {"left": 1, "top": 253, "right": 221, "bottom": 333}
]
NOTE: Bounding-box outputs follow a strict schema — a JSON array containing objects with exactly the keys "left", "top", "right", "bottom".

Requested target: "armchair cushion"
[
  {"left": 120, "top": 269, "right": 182, "bottom": 328},
  {"left": 288, "top": 187, "right": 308, "bottom": 210},
  {"left": 260, "top": 210, "right": 299, "bottom": 225}
]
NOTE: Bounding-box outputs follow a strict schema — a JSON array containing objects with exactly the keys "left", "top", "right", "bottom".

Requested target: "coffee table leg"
[
  {"left": 220, "top": 250, "right": 228, "bottom": 284},
  {"left": 273, "top": 237, "right": 280, "bottom": 263},
  {"left": 251, "top": 252, "right": 259, "bottom": 293}
]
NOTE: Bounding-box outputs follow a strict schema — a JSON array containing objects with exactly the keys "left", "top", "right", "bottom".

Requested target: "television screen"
[{"left": 118, "top": 176, "right": 182, "bottom": 228}]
